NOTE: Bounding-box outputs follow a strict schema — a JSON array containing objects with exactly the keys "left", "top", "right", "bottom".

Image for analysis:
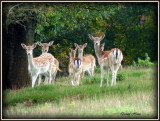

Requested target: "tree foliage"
[
  {"left": 3, "top": 2, "right": 158, "bottom": 81},
  {"left": 32, "top": 3, "right": 157, "bottom": 67}
]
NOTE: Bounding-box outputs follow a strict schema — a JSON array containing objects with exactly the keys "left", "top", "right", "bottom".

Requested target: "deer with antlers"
[
  {"left": 37, "top": 41, "right": 62, "bottom": 84},
  {"left": 89, "top": 34, "right": 123, "bottom": 87},
  {"left": 21, "top": 43, "right": 55, "bottom": 88},
  {"left": 74, "top": 43, "right": 96, "bottom": 78},
  {"left": 68, "top": 48, "right": 83, "bottom": 86}
]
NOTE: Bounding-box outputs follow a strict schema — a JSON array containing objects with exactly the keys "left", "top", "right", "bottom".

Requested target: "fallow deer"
[
  {"left": 74, "top": 43, "right": 96, "bottom": 78},
  {"left": 89, "top": 34, "right": 123, "bottom": 87},
  {"left": 37, "top": 41, "right": 62, "bottom": 84},
  {"left": 68, "top": 48, "right": 83, "bottom": 86},
  {"left": 100, "top": 43, "right": 123, "bottom": 69},
  {"left": 21, "top": 43, "right": 55, "bottom": 88}
]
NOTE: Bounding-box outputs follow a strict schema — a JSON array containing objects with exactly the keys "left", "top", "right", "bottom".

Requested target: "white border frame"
[{"left": 1, "top": 1, "right": 159, "bottom": 120}]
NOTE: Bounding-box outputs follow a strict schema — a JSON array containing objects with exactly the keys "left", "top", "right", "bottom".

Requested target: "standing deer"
[
  {"left": 89, "top": 34, "right": 123, "bottom": 87},
  {"left": 37, "top": 41, "right": 62, "bottom": 84},
  {"left": 68, "top": 48, "right": 83, "bottom": 86},
  {"left": 21, "top": 43, "right": 54, "bottom": 88},
  {"left": 100, "top": 43, "right": 123, "bottom": 69},
  {"left": 74, "top": 43, "right": 96, "bottom": 78}
]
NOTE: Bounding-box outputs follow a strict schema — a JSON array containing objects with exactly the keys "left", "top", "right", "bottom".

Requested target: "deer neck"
[
  {"left": 94, "top": 45, "right": 102, "bottom": 58},
  {"left": 94, "top": 44, "right": 105, "bottom": 65},
  {"left": 78, "top": 50, "right": 83, "bottom": 58},
  {"left": 69, "top": 53, "right": 75, "bottom": 63},
  {"left": 27, "top": 54, "right": 35, "bottom": 69},
  {"left": 69, "top": 57, "right": 73, "bottom": 62}
]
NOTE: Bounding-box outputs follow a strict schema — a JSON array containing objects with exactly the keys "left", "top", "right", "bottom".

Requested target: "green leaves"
[{"left": 3, "top": 3, "right": 157, "bottom": 67}]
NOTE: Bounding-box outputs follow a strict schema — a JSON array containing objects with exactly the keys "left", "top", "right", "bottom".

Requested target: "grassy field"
[{"left": 3, "top": 66, "right": 158, "bottom": 119}]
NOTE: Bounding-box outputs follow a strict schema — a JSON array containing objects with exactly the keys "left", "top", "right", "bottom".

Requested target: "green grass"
[{"left": 3, "top": 66, "right": 157, "bottom": 119}]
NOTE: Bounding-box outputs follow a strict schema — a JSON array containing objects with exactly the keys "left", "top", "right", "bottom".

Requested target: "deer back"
[{"left": 33, "top": 53, "right": 54, "bottom": 68}]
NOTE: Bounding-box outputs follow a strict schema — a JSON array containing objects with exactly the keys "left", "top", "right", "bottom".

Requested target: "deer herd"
[{"left": 21, "top": 34, "right": 123, "bottom": 88}]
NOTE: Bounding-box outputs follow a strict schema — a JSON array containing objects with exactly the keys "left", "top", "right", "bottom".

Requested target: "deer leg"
[
  {"left": 38, "top": 75, "right": 42, "bottom": 86},
  {"left": 87, "top": 69, "right": 91, "bottom": 76},
  {"left": 44, "top": 75, "right": 48, "bottom": 84},
  {"left": 71, "top": 80, "right": 75, "bottom": 86},
  {"left": 51, "top": 70, "right": 55, "bottom": 84},
  {"left": 70, "top": 72, "right": 75, "bottom": 86},
  {"left": 106, "top": 68, "right": 110, "bottom": 86},
  {"left": 114, "top": 71, "right": 117, "bottom": 86},
  {"left": 91, "top": 66, "right": 95, "bottom": 76},
  {"left": 32, "top": 74, "right": 38, "bottom": 88},
  {"left": 73, "top": 75, "right": 77, "bottom": 86},
  {"left": 75, "top": 73, "right": 79, "bottom": 86},
  {"left": 52, "top": 67, "right": 57, "bottom": 84},
  {"left": 78, "top": 74, "right": 81, "bottom": 86},
  {"left": 53, "top": 69, "right": 57, "bottom": 83},
  {"left": 49, "top": 71, "right": 52, "bottom": 84},
  {"left": 71, "top": 75, "right": 76, "bottom": 86},
  {"left": 74, "top": 72, "right": 80, "bottom": 86},
  {"left": 114, "top": 64, "right": 120, "bottom": 86},
  {"left": 81, "top": 71, "right": 85, "bottom": 79},
  {"left": 100, "top": 66, "right": 104, "bottom": 87},
  {"left": 77, "top": 75, "right": 80, "bottom": 86},
  {"left": 110, "top": 65, "right": 115, "bottom": 86},
  {"left": 77, "top": 71, "right": 82, "bottom": 86}
]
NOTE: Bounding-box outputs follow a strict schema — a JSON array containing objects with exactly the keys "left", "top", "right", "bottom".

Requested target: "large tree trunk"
[{"left": 3, "top": 19, "right": 36, "bottom": 89}]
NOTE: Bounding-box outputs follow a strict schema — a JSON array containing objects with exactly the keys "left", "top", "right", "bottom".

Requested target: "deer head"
[
  {"left": 21, "top": 43, "right": 37, "bottom": 55},
  {"left": 37, "top": 41, "right": 54, "bottom": 53},
  {"left": 74, "top": 43, "right": 87, "bottom": 54},
  {"left": 69, "top": 48, "right": 77, "bottom": 59},
  {"left": 88, "top": 34, "right": 105, "bottom": 46}
]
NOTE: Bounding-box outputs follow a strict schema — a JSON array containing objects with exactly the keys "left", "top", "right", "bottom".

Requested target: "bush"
[
  {"left": 132, "top": 53, "right": 154, "bottom": 68},
  {"left": 116, "top": 73, "right": 126, "bottom": 81},
  {"left": 137, "top": 53, "right": 154, "bottom": 67}
]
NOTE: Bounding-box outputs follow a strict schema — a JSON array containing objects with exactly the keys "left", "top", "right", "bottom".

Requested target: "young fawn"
[
  {"left": 68, "top": 48, "right": 83, "bottom": 86},
  {"left": 37, "top": 41, "right": 62, "bottom": 84},
  {"left": 21, "top": 43, "right": 55, "bottom": 88},
  {"left": 74, "top": 43, "right": 96, "bottom": 78},
  {"left": 89, "top": 34, "right": 123, "bottom": 87}
]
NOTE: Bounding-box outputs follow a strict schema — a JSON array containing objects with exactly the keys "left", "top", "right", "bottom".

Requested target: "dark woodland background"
[{"left": 2, "top": 2, "right": 158, "bottom": 89}]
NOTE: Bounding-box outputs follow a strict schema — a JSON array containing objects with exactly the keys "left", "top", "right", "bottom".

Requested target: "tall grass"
[{"left": 3, "top": 66, "right": 157, "bottom": 119}]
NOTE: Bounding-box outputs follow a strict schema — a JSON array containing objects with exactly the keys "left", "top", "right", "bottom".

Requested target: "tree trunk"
[{"left": 3, "top": 19, "right": 36, "bottom": 89}]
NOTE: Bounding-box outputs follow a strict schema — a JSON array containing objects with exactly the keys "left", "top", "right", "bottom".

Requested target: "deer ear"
[
  {"left": 74, "top": 46, "right": 78, "bottom": 51},
  {"left": 49, "top": 41, "right": 54, "bottom": 46},
  {"left": 37, "top": 42, "right": 42, "bottom": 46},
  {"left": 21, "top": 43, "right": 26, "bottom": 49},
  {"left": 32, "top": 43, "right": 37, "bottom": 49},
  {"left": 74, "top": 43, "right": 78, "bottom": 48},
  {"left": 69, "top": 48, "right": 72, "bottom": 53},
  {"left": 83, "top": 43, "right": 87, "bottom": 48},
  {"left": 88, "top": 34, "right": 94, "bottom": 41},
  {"left": 99, "top": 34, "right": 105, "bottom": 41}
]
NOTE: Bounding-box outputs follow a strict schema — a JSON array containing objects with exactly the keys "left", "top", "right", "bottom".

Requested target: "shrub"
[
  {"left": 137, "top": 53, "right": 154, "bottom": 67},
  {"left": 131, "top": 53, "right": 154, "bottom": 68},
  {"left": 132, "top": 61, "right": 137, "bottom": 67}
]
